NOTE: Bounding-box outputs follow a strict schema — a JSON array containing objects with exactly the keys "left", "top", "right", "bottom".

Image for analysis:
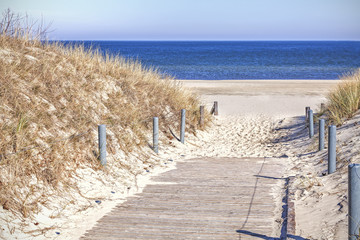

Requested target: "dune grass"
[
  {"left": 0, "top": 10, "right": 210, "bottom": 218},
  {"left": 326, "top": 70, "right": 360, "bottom": 125}
]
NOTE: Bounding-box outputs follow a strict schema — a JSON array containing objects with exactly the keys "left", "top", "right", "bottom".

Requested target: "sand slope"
[
  {"left": 276, "top": 113, "right": 359, "bottom": 239},
  {"left": 1, "top": 79, "right": 349, "bottom": 240}
]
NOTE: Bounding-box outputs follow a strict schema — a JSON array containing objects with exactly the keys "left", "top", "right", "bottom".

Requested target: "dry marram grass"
[
  {"left": 0, "top": 10, "right": 210, "bottom": 219},
  {"left": 326, "top": 70, "right": 360, "bottom": 125}
]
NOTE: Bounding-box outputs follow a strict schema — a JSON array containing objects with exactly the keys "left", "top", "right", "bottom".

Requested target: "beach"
[
  {"left": 75, "top": 79, "right": 344, "bottom": 239},
  {"left": 0, "top": 79, "right": 347, "bottom": 239},
  {"left": 1, "top": 4, "right": 358, "bottom": 239},
  {"left": 181, "top": 79, "right": 348, "bottom": 239},
  {"left": 181, "top": 79, "right": 339, "bottom": 117}
]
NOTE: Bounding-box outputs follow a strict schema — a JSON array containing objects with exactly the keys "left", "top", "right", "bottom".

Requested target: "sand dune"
[{"left": 1, "top": 79, "right": 347, "bottom": 239}]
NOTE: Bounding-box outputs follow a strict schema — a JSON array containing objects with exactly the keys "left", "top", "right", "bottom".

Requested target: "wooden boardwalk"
[{"left": 81, "top": 157, "right": 285, "bottom": 240}]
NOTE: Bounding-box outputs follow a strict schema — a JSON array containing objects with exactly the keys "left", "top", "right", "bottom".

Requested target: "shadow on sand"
[
  {"left": 236, "top": 230, "right": 309, "bottom": 240},
  {"left": 236, "top": 116, "right": 311, "bottom": 240}
]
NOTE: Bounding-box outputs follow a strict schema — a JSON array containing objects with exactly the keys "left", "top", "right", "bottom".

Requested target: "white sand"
[
  {"left": 277, "top": 113, "right": 360, "bottom": 239},
  {"left": 1, "top": 79, "right": 349, "bottom": 240},
  {"left": 180, "top": 79, "right": 350, "bottom": 239},
  {"left": 181, "top": 79, "right": 339, "bottom": 118}
]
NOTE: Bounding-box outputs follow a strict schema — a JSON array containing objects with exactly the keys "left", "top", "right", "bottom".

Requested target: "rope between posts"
[
  {"left": 0, "top": 105, "right": 201, "bottom": 160},
  {"left": 0, "top": 122, "right": 142, "bottom": 159},
  {"left": 0, "top": 123, "right": 145, "bottom": 160}
]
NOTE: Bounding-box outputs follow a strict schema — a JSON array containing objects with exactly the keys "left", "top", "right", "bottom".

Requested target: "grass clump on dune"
[
  {"left": 326, "top": 69, "right": 360, "bottom": 125},
  {"left": 0, "top": 9, "right": 209, "bottom": 219}
]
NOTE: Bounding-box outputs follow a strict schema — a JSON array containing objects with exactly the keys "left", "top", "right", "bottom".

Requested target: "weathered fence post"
[
  {"left": 349, "top": 163, "right": 360, "bottom": 240},
  {"left": 309, "top": 109, "right": 314, "bottom": 138},
  {"left": 180, "top": 109, "right": 186, "bottom": 144},
  {"left": 319, "top": 119, "right": 325, "bottom": 151},
  {"left": 153, "top": 117, "right": 159, "bottom": 154},
  {"left": 98, "top": 124, "right": 106, "bottom": 166},
  {"left": 320, "top": 103, "right": 325, "bottom": 112},
  {"left": 199, "top": 105, "right": 204, "bottom": 127},
  {"left": 305, "top": 106, "right": 310, "bottom": 125},
  {"left": 214, "top": 101, "right": 218, "bottom": 116},
  {"left": 328, "top": 125, "right": 336, "bottom": 174}
]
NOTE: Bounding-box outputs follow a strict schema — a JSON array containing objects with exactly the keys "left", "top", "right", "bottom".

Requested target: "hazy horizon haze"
[{"left": 1, "top": 0, "right": 359, "bottom": 41}]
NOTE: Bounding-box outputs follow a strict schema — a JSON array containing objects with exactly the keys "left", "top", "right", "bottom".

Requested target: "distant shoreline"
[
  {"left": 179, "top": 79, "right": 340, "bottom": 96},
  {"left": 180, "top": 79, "right": 339, "bottom": 117}
]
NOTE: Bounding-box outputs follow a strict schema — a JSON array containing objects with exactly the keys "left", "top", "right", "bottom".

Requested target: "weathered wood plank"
[{"left": 80, "top": 157, "right": 285, "bottom": 240}]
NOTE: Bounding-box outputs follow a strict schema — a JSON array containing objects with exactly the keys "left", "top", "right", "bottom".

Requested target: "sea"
[{"left": 62, "top": 41, "right": 360, "bottom": 80}]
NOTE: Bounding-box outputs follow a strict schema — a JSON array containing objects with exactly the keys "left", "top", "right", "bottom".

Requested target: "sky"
[{"left": 0, "top": 0, "right": 359, "bottom": 41}]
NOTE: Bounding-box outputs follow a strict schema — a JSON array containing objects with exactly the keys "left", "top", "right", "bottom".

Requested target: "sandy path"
[
  {"left": 187, "top": 115, "right": 283, "bottom": 158},
  {"left": 80, "top": 80, "right": 328, "bottom": 239},
  {"left": 1, "top": 79, "right": 336, "bottom": 239},
  {"left": 181, "top": 79, "right": 348, "bottom": 240}
]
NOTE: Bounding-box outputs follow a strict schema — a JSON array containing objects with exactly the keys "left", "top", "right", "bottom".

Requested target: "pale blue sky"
[{"left": 1, "top": 0, "right": 359, "bottom": 40}]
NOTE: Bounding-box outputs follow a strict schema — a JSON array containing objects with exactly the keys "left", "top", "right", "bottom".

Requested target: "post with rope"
[
  {"left": 308, "top": 109, "right": 314, "bottom": 138},
  {"left": 153, "top": 117, "right": 159, "bottom": 154},
  {"left": 348, "top": 163, "right": 360, "bottom": 240},
  {"left": 319, "top": 119, "right": 325, "bottom": 151},
  {"left": 98, "top": 124, "right": 106, "bottom": 166},
  {"left": 328, "top": 125, "right": 336, "bottom": 174},
  {"left": 180, "top": 109, "right": 186, "bottom": 144}
]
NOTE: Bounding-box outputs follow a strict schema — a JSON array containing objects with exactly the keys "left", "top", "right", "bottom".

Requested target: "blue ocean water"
[{"left": 62, "top": 41, "right": 360, "bottom": 80}]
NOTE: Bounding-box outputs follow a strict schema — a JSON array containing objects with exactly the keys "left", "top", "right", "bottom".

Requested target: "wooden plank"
[{"left": 80, "top": 157, "right": 285, "bottom": 240}]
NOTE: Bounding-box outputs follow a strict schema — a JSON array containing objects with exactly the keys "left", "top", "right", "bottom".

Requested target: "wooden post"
[
  {"left": 319, "top": 119, "right": 325, "bottom": 151},
  {"left": 328, "top": 125, "right": 336, "bottom": 174},
  {"left": 98, "top": 124, "right": 106, "bottom": 166},
  {"left": 309, "top": 110, "right": 314, "bottom": 138},
  {"left": 180, "top": 109, "right": 186, "bottom": 144},
  {"left": 199, "top": 105, "right": 204, "bottom": 127},
  {"left": 349, "top": 163, "right": 360, "bottom": 239},
  {"left": 153, "top": 117, "right": 159, "bottom": 154},
  {"left": 214, "top": 101, "right": 218, "bottom": 116},
  {"left": 305, "top": 106, "right": 310, "bottom": 125},
  {"left": 321, "top": 103, "right": 325, "bottom": 112}
]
